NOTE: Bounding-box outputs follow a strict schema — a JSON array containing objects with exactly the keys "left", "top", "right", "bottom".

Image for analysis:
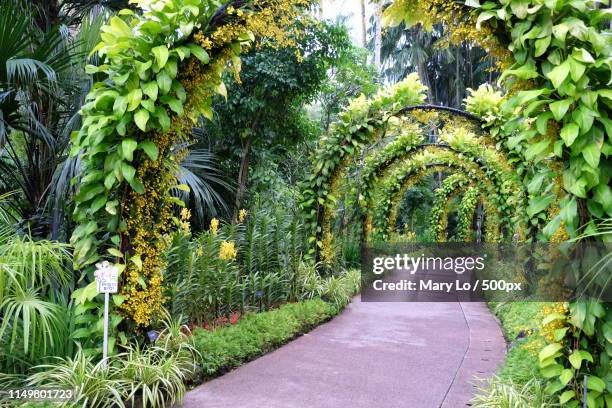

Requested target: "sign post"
[{"left": 94, "top": 262, "right": 119, "bottom": 368}]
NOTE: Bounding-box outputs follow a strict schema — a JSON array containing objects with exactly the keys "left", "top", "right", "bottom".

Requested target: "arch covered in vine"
[
  {"left": 367, "top": 147, "right": 506, "bottom": 243},
  {"left": 301, "top": 76, "right": 527, "bottom": 260}
]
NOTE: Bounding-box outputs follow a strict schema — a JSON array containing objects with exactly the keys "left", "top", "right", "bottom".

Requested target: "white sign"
[{"left": 95, "top": 261, "right": 119, "bottom": 294}]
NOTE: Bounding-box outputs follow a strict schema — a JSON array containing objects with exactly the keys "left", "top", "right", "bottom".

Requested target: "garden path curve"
[{"left": 181, "top": 297, "right": 506, "bottom": 408}]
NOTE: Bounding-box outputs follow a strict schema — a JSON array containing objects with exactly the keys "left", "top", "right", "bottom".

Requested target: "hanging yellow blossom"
[
  {"left": 180, "top": 208, "right": 192, "bottom": 221},
  {"left": 219, "top": 240, "right": 237, "bottom": 261},
  {"left": 238, "top": 209, "right": 248, "bottom": 223},
  {"left": 210, "top": 217, "right": 219, "bottom": 234}
]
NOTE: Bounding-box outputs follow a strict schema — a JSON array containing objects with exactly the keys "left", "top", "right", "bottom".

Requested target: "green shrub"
[
  {"left": 473, "top": 302, "right": 549, "bottom": 405},
  {"left": 192, "top": 298, "right": 335, "bottom": 376},
  {"left": 26, "top": 312, "right": 198, "bottom": 408},
  {"left": 0, "top": 233, "right": 73, "bottom": 374},
  {"left": 470, "top": 376, "right": 555, "bottom": 408}
]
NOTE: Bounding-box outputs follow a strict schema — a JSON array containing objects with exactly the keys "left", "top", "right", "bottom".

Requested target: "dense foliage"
[{"left": 381, "top": 1, "right": 612, "bottom": 406}]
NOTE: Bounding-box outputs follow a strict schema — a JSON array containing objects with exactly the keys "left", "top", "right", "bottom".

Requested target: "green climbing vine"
[
  {"left": 455, "top": 186, "right": 480, "bottom": 242},
  {"left": 300, "top": 73, "right": 428, "bottom": 258},
  {"left": 384, "top": 1, "right": 611, "bottom": 405},
  {"left": 428, "top": 174, "right": 472, "bottom": 242},
  {"left": 70, "top": 0, "right": 312, "bottom": 336}
]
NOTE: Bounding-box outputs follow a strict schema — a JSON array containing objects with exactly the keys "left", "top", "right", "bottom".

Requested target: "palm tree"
[
  {"left": 375, "top": 21, "right": 496, "bottom": 106},
  {"left": 373, "top": 1, "right": 383, "bottom": 70},
  {"left": 360, "top": 0, "right": 367, "bottom": 48},
  {"left": 0, "top": 0, "right": 91, "bottom": 237}
]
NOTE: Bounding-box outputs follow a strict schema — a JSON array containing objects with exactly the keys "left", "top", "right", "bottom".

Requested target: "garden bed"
[
  {"left": 471, "top": 302, "right": 557, "bottom": 406},
  {"left": 190, "top": 297, "right": 346, "bottom": 383}
]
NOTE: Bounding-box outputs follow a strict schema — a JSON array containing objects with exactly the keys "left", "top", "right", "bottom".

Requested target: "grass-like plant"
[
  {"left": 0, "top": 223, "right": 73, "bottom": 373},
  {"left": 470, "top": 376, "right": 555, "bottom": 408}
]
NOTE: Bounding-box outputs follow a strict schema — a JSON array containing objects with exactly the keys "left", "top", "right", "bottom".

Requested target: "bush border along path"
[{"left": 191, "top": 298, "right": 341, "bottom": 381}]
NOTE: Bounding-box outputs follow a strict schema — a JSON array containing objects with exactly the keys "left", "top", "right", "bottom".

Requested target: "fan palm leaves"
[
  {"left": 0, "top": 0, "right": 89, "bottom": 237},
  {"left": 177, "top": 148, "right": 234, "bottom": 224}
]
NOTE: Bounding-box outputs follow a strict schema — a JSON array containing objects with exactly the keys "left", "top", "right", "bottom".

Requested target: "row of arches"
[{"left": 300, "top": 74, "right": 528, "bottom": 263}]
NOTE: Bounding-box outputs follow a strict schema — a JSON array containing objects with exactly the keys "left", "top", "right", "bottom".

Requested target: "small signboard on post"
[
  {"left": 94, "top": 261, "right": 119, "bottom": 367},
  {"left": 95, "top": 263, "right": 118, "bottom": 294}
]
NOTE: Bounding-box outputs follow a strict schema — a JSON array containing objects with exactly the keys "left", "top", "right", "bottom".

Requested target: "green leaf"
[
  {"left": 72, "top": 281, "right": 98, "bottom": 304},
  {"left": 534, "top": 36, "right": 551, "bottom": 57},
  {"left": 134, "top": 109, "right": 149, "bottom": 131},
  {"left": 156, "top": 72, "right": 172, "bottom": 94},
  {"left": 121, "top": 139, "right": 138, "bottom": 161},
  {"left": 569, "top": 350, "right": 583, "bottom": 369},
  {"left": 105, "top": 200, "right": 118, "bottom": 215},
  {"left": 559, "top": 369, "right": 573, "bottom": 385},
  {"left": 187, "top": 44, "right": 209, "bottom": 63},
  {"left": 108, "top": 16, "right": 131, "bottom": 37},
  {"left": 582, "top": 143, "right": 600, "bottom": 168},
  {"left": 539, "top": 343, "right": 563, "bottom": 361},
  {"left": 527, "top": 194, "right": 554, "bottom": 217},
  {"left": 108, "top": 248, "right": 123, "bottom": 257},
  {"left": 127, "top": 89, "right": 143, "bottom": 112},
  {"left": 542, "top": 312, "right": 566, "bottom": 325},
  {"left": 121, "top": 162, "right": 136, "bottom": 184},
  {"left": 525, "top": 139, "right": 550, "bottom": 161},
  {"left": 549, "top": 99, "right": 572, "bottom": 121},
  {"left": 151, "top": 45, "right": 169, "bottom": 68},
  {"left": 560, "top": 123, "right": 579, "bottom": 146},
  {"left": 510, "top": 0, "right": 530, "bottom": 18},
  {"left": 500, "top": 63, "right": 539, "bottom": 81},
  {"left": 112, "top": 295, "right": 125, "bottom": 306},
  {"left": 113, "top": 95, "right": 128, "bottom": 116},
  {"left": 586, "top": 376, "right": 605, "bottom": 393},
  {"left": 572, "top": 48, "right": 595, "bottom": 63},
  {"left": 89, "top": 195, "right": 107, "bottom": 214},
  {"left": 142, "top": 81, "right": 158, "bottom": 101},
  {"left": 546, "top": 59, "right": 570, "bottom": 88},
  {"left": 569, "top": 58, "right": 585, "bottom": 82},
  {"left": 559, "top": 390, "right": 576, "bottom": 404},
  {"left": 161, "top": 96, "right": 183, "bottom": 115},
  {"left": 593, "top": 184, "right": 612, "bottom": 214},
  {"left": 541, "top": 363, "right": 563, "bottom": 378},
  {"left": 154, "top": 107, "right": 171, "bottom": 131},
  {"left": 139, "top": 140, "right": 159, "bottom": 160},
  {"left": 536, "top": 112, "right": 553, "bottom": 134},
  {"left": 131, "top": 255, "right": 142, "bottom": 269}
]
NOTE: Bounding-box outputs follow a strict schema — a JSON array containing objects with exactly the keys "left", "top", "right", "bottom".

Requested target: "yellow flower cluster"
[
  {"left": 179, "top": 208, "right": 191, "bottom": 234},
  {"left": 209, "top": 217, "right": 219, "bottom": 234},
  {"left": 219, "top": 240, "right": 238, "bottom": 261},
  {"left": 541, "top": 302, "right": 569, "bottom": 343},
  {"left": 320, "top": 231, "right": 336, "bottom": 266},
  {"left": 120, "top": 127, "right": 178, "bottom": 326},
  {"left": 238, "top": 209, "right": 248, "bottom": 223}
]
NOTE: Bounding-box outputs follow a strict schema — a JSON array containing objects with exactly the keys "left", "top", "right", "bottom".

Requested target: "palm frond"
[{"left": 177, "top": 149, "right": 234, "bottom": 222}]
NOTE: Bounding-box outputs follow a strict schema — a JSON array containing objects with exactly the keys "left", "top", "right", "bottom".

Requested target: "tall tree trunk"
[
  {"left": 233, "top": 135, "right": 252, "bottom": 222},
  {"left": 374, "top": 2, "right": 382, "bottom": 70},
  {"left": 360, "top": 0, "right": 367, "bottom": 48},
  {"left": 455, "top": 47, "right": 462, "bottom": 108},
  {"left": 416, "top": 62, "right": 434, "bottom": 105}
]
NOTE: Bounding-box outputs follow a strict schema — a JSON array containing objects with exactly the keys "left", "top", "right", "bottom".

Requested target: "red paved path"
[{"left": 181, "top": 297, "right": 506, "bottom": 408}]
